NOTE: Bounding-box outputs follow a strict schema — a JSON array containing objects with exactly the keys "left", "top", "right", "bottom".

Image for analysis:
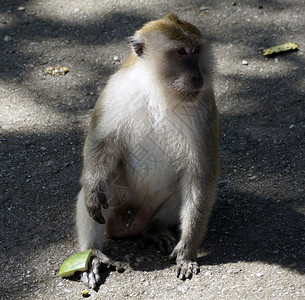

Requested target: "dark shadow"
[{"left": 203, "top": 190, "right": 305, "bottom": 274}]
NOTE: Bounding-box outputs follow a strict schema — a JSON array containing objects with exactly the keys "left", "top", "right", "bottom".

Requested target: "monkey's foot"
[
  {"left": 169, "top": 241, "right": 199, "bottom": 280},
  {"left": 139, "top": 226, "right": 177, "bottom": 254},
  {"left": 175, "top": 259, "right": 199, "bottom": 280},
  {"left": 80, "top": 249, "right": 124, "bottom": 290}
]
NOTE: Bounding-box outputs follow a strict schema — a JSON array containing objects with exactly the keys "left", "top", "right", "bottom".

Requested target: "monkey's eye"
[
  {"left": 177, "top": 48, "right": 187, "bottom": 55},
  {"left": 193, "top": 46, "right": 201, "bottom": 54}
]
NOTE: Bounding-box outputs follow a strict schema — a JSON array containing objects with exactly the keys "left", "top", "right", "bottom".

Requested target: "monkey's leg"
[
  {"left": 76, "top": 189, "right": 123, "bottom": 289},
  {"left": 169, "top": 181, "right": 215, "bottom": 280},
  {"left": 81, "top": 133, "right": 122, "bottom": 224}
]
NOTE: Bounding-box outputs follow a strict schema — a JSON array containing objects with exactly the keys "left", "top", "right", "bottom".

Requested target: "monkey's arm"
[
  {"left": 80, "top": 131, "right": 122, "bottom": 224},
  {"left": 170, "top": 106, "right": 220, "bottom": 279}
]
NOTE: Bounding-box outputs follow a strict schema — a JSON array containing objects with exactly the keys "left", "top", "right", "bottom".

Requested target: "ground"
[{"left": 0, "top": 0, "right": 304, "bottom": 299}]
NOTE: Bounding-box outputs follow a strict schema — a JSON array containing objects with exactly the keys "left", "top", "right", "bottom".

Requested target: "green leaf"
[
  {"left": 59, "top": 249, "right": 92, "bottom": 277},
  {"left": 263, "top": 42, "right": 298, "bottom": 56}
]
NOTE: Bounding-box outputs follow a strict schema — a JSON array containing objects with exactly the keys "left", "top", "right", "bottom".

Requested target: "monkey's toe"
[
  {"left": 176, "top": 260, "right": 199, "bottom": 280},
  {"left": 80, "top": 258, "right": 102, "bottom": 289}
]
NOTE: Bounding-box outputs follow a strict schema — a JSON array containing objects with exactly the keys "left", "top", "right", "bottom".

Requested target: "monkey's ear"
[{"left": 129, "top": 36, "right": 145, "bottom": 57}]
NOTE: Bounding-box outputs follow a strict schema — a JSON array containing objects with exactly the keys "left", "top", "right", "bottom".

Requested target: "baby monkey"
[{"left": 76, "top": 13, "right": 220, "bottom": 288}]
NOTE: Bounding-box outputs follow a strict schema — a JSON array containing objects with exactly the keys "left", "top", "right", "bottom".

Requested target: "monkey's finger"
[
  {"left": 102, "top": 202, "right": 109, "bottom": 209},
  {"left": 88, "top": 271, "right": 98, "bottom": 289},
  {"left": 92, "top": 214, "right": 105, "bottom": 224},
  {"left": 97, "top": 189, "right": 108, "bottom": 209},
  {"left": 80, "top": 271, "right": 89, "bottom": 285}
]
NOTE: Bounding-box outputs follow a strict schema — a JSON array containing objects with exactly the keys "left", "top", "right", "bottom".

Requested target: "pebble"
[
  {"left": 4, "top": 36, "right": 12, "bottom": 42},
  {"left": 113, "top": 55, "right": 120, "bottom": 61},
  {"left": 204, "top": 271, "right": 212, "bottom": 276},
  {"left": 136, "top": 256, "right": 144, "bottom": 263},
  {"left": 178, "top": 285, "right": 189, "bottom": 294},
  {"left": 218, "top": 179, "right": 230, "bottom": 187},
  {"left": 200, "top": 7, "right": 210, "bottom": 11},
  {"left": 242, "top": 60, "right": 248, "bottom": 65},
  {"left": 124, "top": 254, "right": 133, "bottom": 261},
  {"left": 116, "top": 265, "right": 125, "bottom": 273}
]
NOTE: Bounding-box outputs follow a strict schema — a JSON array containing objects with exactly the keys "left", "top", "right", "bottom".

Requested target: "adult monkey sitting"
[{"left": 76, "top": 13, "right": 220, "bottom": 289}]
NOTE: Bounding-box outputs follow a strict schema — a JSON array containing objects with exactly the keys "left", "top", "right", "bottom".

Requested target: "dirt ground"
[{"left": 0, "top": 0, "right": 304, "bottom": 299}]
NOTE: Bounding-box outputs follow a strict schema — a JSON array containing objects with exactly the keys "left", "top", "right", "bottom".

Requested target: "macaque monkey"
[{"left": 76, "top": 13, "right": 220, "bottom": 288}]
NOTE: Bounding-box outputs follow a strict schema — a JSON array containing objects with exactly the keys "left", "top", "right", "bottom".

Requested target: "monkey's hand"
[
  {"left": 80, "top": 249, "right": 124, "bottom": 290},
  {"left": 169, "top": 241, "right": 199, "bottom": 280},
  {"left": 85, "top": 188, "right": 108, "bottom": 224}
]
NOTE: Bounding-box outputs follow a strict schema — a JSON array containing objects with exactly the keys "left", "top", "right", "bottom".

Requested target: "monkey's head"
[{"left": 130, "top": 13, "right": 212, "bottom": 100}]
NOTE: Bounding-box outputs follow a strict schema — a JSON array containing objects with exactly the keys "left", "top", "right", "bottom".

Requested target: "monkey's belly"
[{"left": 105, "top": 203, "right": 151, "bottom": 238}]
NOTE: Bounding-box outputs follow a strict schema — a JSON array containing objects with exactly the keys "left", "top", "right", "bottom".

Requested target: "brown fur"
[{"left": 76, "top": 14, "right": 220, "bottom": 289}]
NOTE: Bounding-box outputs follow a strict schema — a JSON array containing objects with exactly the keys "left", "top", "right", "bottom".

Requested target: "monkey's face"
[
  {"left": 161, "top": 45, "right": 204, "bottom": 99},
  {"left": 130, "top": 14, "right": 210, "bottom": 101}
]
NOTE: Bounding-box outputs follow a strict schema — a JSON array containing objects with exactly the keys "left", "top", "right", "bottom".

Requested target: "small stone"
[
  {"left": 80, "top": 290, "right": 90, "bottom": 297},
  {"left": 116, "top": 265, "right": 125, "bottom": 273},
  {"left": 136, "top": 256, "right": 144, "bottom": 263},
  {"left": 113, "top": 55, "right": 120, "bottom": 61},
  {"left": 242, "top": 60, "right": 248, "bottom": 65},
  {"left": 123, "top": 254, "right": 133, "bottom": 261},
  {"left": 218, "top": 179, "right": 230, "bottom": 187},
  {"left": 4, "top": 36, "right": 12, "bottom": 42},
  {"left": 178, "top": 285, "right": 189, "bottom": 294},
  {"left": 17, "top": 6, "right": 26, "bottom": 11},
  {"left": 256, "top": 272, "right": 264, "bottom": 278}
]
